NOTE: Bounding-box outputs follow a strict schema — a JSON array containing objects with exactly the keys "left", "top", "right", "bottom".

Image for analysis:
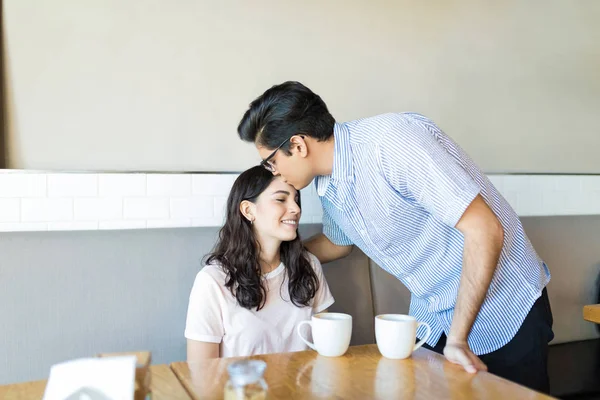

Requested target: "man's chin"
[{"left": 291, "top": 179, "right": 312, "bottom": 191}]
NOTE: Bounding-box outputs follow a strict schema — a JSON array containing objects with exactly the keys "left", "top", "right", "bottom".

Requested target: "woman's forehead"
[{"left": 266, "top": 177, "right": 297, "bottom": 195}]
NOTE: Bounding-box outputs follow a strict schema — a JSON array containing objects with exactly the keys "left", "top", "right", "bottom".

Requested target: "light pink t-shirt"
[{"left": 184, "top": 252, "right": 334, "bottom": 358}]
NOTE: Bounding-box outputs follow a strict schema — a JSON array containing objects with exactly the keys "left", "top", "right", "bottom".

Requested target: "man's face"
[{"left": 256, "top": 137, "right": 315, "bottom": 190}]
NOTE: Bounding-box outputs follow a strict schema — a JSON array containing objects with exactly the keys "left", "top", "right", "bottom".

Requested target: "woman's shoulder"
[
  {"left": 195, "top": 262, "right": 228, "bottom": 286},
  {"left": 187, "top": 262, "right": 230, "bottom": 304},
  {"left": 303, "top": 251, "right": 323, "bottom": 271}
]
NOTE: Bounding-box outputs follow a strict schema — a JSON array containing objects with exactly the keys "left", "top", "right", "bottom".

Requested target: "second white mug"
[
  {"left": 375, "top": 314, "right": 431, "bottom": 359},
  {"left": 297, "top": 312, "right": 352, "bottom": 357}
]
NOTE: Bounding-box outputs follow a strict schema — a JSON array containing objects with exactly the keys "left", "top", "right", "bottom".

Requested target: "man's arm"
[
  {"left": 443, "top": 194, "right": 504, "bottom": 373},
  {"left": 376, "top": 114, "right": 502, "bottom": 373},
  {"left": 304, "top": 233, "right": 353, "bottom": 264}
]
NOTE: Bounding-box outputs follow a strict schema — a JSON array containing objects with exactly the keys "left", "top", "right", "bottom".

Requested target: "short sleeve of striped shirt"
[
  {"left": 322, "top": 208, "right": 354, "bottom": 246},
  {"left": 378, "top": 115, "right": 480, "bottom": 227}
]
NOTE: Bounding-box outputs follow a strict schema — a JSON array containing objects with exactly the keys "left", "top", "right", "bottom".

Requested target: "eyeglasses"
[{"left": 260, "top": 135, "right": 302, "bottom": 173}]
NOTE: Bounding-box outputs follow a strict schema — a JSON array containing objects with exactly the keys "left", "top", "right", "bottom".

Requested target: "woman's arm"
[
  {"left": 185, "top": 269, "right": 225, "bottom": 362},
  {"left": 187, "top": 339, "right": 219, "bottom": 362},
  {"left": 305, "top": 252, "right": 335, "bottom": 314}
]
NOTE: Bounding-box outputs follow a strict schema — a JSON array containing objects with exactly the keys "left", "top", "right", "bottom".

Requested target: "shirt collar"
[{"left": 316, "top": 122, "right": 353, "bottom": 197}]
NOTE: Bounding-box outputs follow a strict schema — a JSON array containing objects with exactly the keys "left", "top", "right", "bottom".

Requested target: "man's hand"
[{"left": 443, "top": 340, "right": 488, "bottom": 374}]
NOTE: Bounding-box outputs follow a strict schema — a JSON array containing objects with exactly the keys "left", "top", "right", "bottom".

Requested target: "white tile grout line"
[{"left": 0, "top": 172, "right": 600, "bottom": 232}]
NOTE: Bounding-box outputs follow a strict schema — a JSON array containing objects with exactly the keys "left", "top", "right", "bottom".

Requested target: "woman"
[{"left": 185, "top": 166, "right": 334, "bottom": 361}]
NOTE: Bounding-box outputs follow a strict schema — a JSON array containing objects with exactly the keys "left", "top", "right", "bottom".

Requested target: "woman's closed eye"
[{"left": 271, "top": 190, "right": 294, "bottom": 204}]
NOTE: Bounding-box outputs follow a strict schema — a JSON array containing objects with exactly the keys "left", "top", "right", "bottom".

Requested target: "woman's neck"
[{"left": 257, "top": 237, "right": 281, "bottom": 274}]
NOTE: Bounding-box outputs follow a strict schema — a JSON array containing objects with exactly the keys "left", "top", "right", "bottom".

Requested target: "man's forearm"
[
  {"left": 304, "top": 233, "right": 353, "bottom": 264},
  {"left": 449, "top": 197, "right": 504, "bottom": 344},
  {"left": 448, "top": 231, "right": 502, "bottom": 343}
]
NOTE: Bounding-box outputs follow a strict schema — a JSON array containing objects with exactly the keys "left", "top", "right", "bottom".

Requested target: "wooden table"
[
  {"left": 171, "top": 344, "right": 555, "bottom": 399},
  {"left": 583, "top": 304, "right": 600, "bottom": 324},
  {"left": 0, "top": 364, "right": 191, "bottom": 400}
]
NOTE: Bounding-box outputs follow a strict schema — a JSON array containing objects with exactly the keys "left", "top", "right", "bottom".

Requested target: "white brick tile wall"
[
  {"left": 308, "top": 180, "right": 317, "bottom": 196},
  {"left": 21, "top": 198, "right": 73, "bottom": 222},
  {"left": 1, "top": 172, "right": 600, "bottom": 232},
  {"left": 147, "top": 174, "right": 191, "bottom": 197},
  {"left": 580, "top": 176, "right": 600, "bottom": 215},
  {"left": 487, "top": 175, "right": 504, "bottom": 194},
  {"left": 311, "top": 215, "right": 323, "bottom": 224},
  {"left": 0, "top": 222, "right": 48, "bottom": 232},
  {"left": 124, "top": 198, "right": 170, "bottom": 220},
  {"left": 521, "top": 176, "right": 553, "bottom": 216},
  {"left": 580, "top": 175, "right": 600, "bottom": 194},
  {"left": 147, "top": 219, "right": 192, "bottom": 229},
  {"left": 500, "top": 175, "right": 528, "bottom": 211},
  {"left": 170, "top": 197, "right": 213, "bottom": 219},
  {"left": 554, "top": 175, "right": 582, "bottom": 193},
  {"left": 0, "top": 173, "right": 46, "bottom": 197},
  {"left": 299, "top": 188, "right": 322, "bottom": 217},
  {"left": 99, "top": 220, "right": 147, "bottom": 230},
  {"left": 74, "top": 198, "right": 122, "bottom": 220},
  {"left": 543, "top": 188, "right": 569, "bottom": 216},
  {"left": 213, "top": 197, "right": 228, "bottom": 219},
  {"left": 48, "top": 221, "right": 99, "bottom": 231},
  {"left": 192, "top": 175, "right": 237, "bottom": 196},
  {"left": 99, "top": 174, "right": 146, "bottom": 197},
  {"left": 191, "top": 216, "right": 226, "bottom": 227},
  {"left": 48, "top": 174, "right": 98, "bottom": 197},
  {"left": 0, "top": 198, "right": 20, "bottom": 222}
]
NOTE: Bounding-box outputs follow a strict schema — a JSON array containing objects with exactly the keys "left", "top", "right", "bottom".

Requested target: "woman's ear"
[{"left": 239, "top": 200, "right": 255, "bottom": 223}]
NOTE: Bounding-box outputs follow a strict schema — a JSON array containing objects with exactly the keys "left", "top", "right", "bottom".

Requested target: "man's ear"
[{"left": 289, "top": 135, "right": 309, "bottom": 158}]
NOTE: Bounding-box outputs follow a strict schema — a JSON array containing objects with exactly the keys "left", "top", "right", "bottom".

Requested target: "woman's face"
[{"left": 249, "top": 177, "right": 301, "bottom": 242}]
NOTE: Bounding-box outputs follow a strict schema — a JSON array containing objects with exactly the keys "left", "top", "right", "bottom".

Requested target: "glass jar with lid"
[{"left": 224, "top": 359, "right": 268, "bottom": 400}]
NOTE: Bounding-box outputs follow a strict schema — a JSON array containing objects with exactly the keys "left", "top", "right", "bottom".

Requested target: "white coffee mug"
[
  {"left": 297, "top": 313, "right": 352, "bottom": 357},
  {"left": 375, "top": 314, "right": 432, "bottom": 359}
]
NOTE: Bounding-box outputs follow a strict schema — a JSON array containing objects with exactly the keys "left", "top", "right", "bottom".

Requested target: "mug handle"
[
  {"left": 297, "top": 320, "right": 317, "bottom": 351},
  {"left": 413, "top": 322, "right": 432, "bottom": 351}
]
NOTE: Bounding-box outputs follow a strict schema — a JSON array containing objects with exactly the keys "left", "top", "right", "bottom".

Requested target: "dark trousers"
[{"left": 424, "top": 288, "right": 554, "bottom": 394}]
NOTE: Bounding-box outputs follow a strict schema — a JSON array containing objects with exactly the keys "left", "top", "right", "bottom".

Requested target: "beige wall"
[{"left": 4, "top": 0, "right": 600, "bottom": 172}]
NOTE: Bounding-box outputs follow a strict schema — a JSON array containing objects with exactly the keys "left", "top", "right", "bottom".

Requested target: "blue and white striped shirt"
[{"left": 316, "top": 112, "right": 551, "bottom": 355}]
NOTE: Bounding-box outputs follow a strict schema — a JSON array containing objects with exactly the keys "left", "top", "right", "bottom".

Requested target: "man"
[{"left": 237, "top": 81, "right": 553, "bottom": 392}]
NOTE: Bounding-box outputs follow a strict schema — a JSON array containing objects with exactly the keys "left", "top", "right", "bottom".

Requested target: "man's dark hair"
[{"left": 237, "top": 81, "right": 335, "bottom": 153}]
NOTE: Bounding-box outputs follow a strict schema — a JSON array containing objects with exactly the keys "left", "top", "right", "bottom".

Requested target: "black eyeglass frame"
[{"left": 259, "top": 135, "right": 304, "bottom": 172}]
